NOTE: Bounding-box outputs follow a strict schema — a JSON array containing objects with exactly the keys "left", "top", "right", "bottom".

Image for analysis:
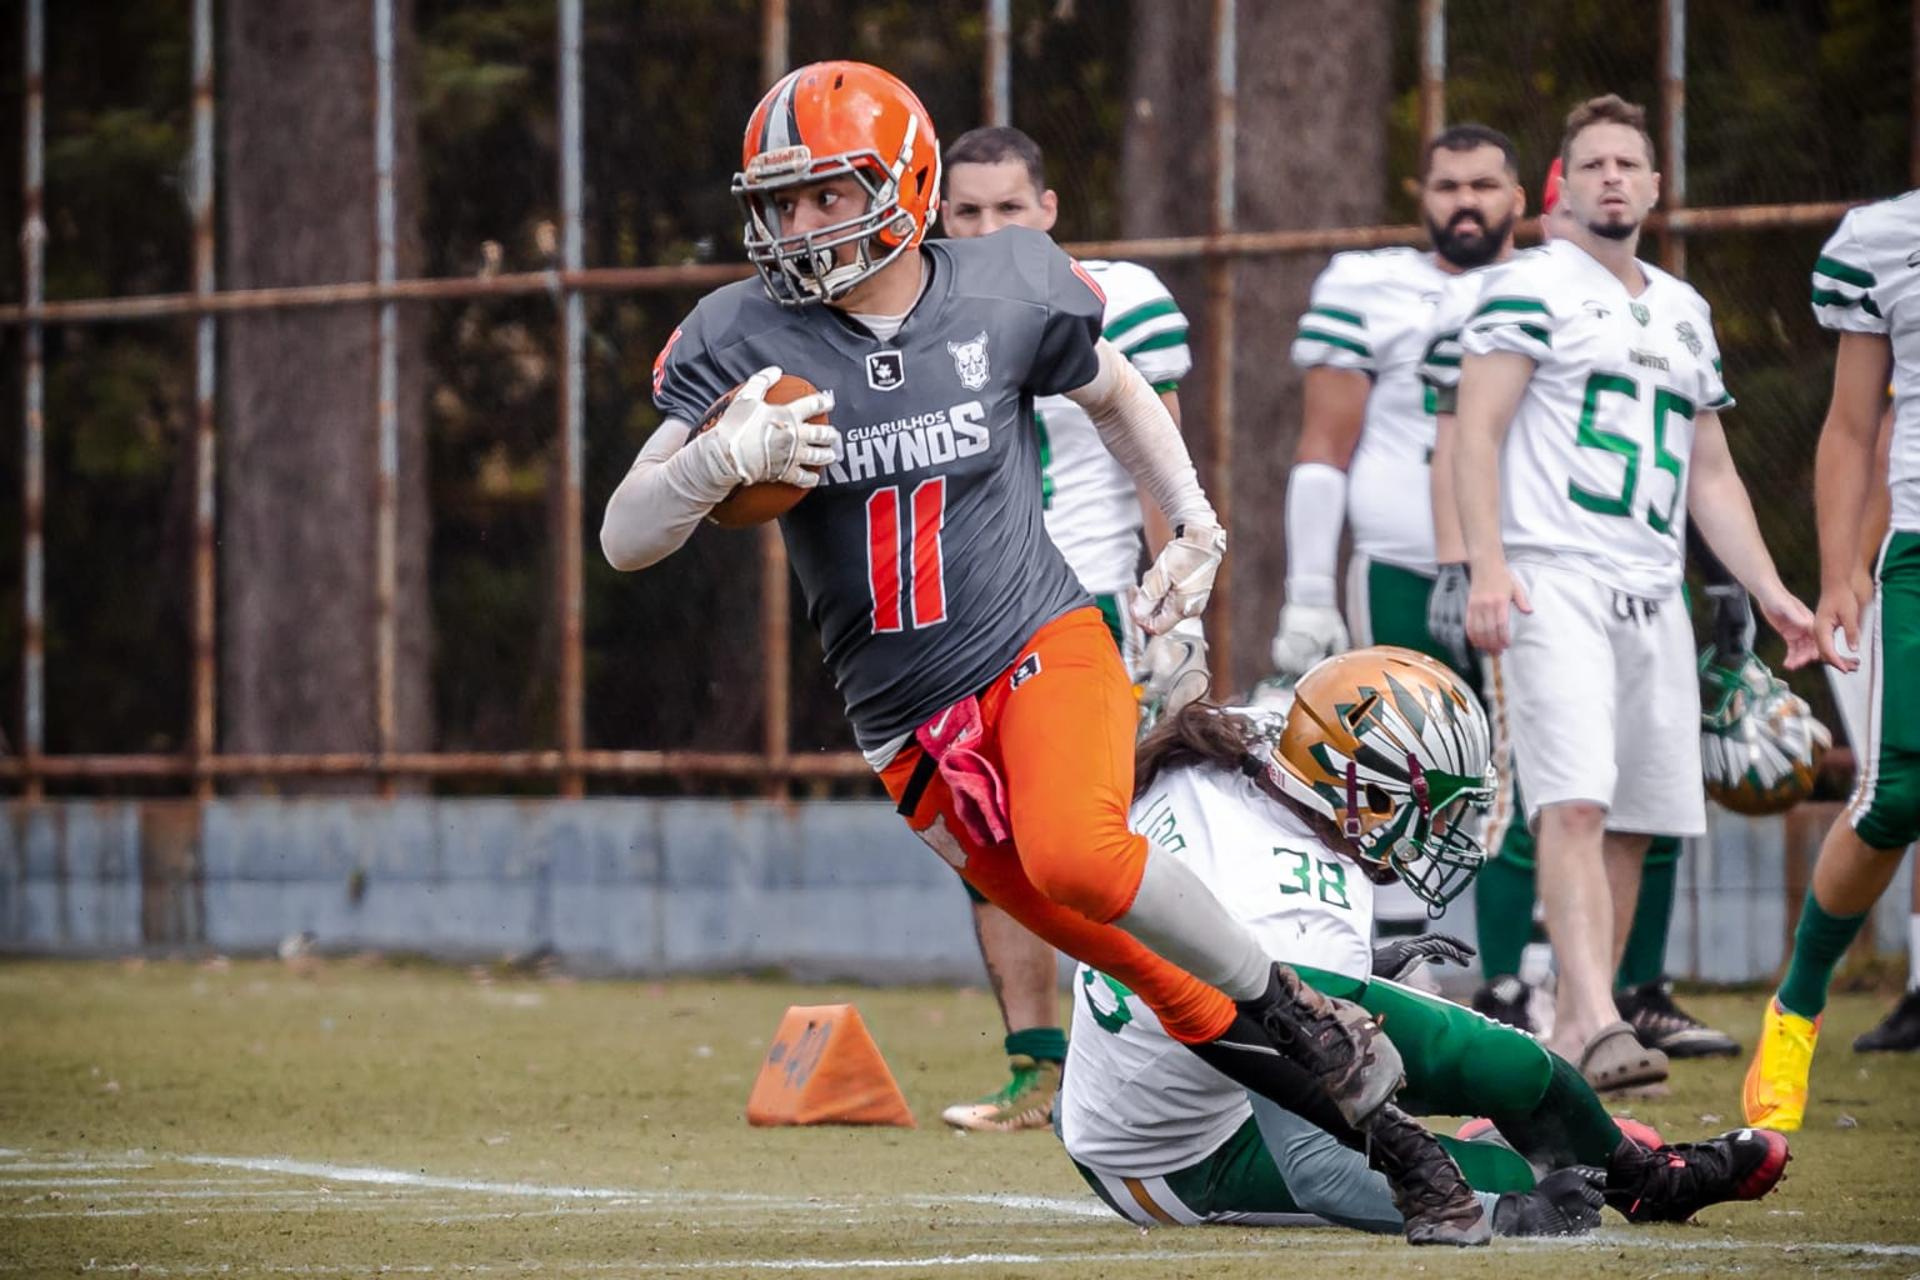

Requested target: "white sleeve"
[
  {"left": 1812, "top": 212, "right": 1889, "bottom": 336},
  {"left": 1459, "top": 261, "right": 1557, "bottom": 364},
  {"left": 1064, "top": 339, "right": 1216, "bottom": 530},
  {"left": 598, "top": 418, "right": 738, "bottom": 570},
  {"left": 1283, "top": 463, "right": 1347, "bottom": 607}
]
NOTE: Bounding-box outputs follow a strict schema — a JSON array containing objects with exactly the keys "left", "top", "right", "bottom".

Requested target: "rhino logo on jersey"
[
  {"left": 1674, "top": 320, "right": 1703, "bottom": 357},
  {"left": 948, "top": 331, "right": 991, "bottom": 391}
]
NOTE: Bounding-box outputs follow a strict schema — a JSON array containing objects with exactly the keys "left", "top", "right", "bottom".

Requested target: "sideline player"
[
  {"left": 1057, "top": 667, "right": 1789, "bottom": 1232},
  {"left": 600, "top": 62, "right": 1484, "bottom": 1241},
  {"left": 1822, "top": 411, "right": 1920, "bottom": 1052},
  {"left": 1747, "top": 193, "right": 1920, "bottom": 1127},
  {"left": 1426, "top": 163, "right": 1741, "bottom": 1060},
  {"left": 1272, "top": 125, "right": 1524, "bottom": 954},
  {"left": 935, "top": 125, "right": 1207, "bottom": 1131},
  {"left": 1451, "top": 94, "right": 1816, "bottom": 1086}
]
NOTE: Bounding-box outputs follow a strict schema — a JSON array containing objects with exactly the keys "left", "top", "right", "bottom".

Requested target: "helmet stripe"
[{"left": 761, "top": 71, "right": 802, "bottom": 152}]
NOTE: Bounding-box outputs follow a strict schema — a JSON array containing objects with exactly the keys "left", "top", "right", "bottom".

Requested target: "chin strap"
[{"left": 1343, "top": 763, "right": 1362, "bottom": 839}]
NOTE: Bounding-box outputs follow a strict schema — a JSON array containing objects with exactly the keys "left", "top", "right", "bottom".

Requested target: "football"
[{"left": 690, "top": 373, "right": 830, "bottom": 528}]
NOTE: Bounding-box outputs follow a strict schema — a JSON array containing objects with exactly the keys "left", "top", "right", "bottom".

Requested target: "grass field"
[{"left": 3, "top": 958, "right": 1919, "bottom": 1278}]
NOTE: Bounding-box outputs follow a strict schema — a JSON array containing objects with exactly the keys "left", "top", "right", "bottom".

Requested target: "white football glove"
[
  {"left": 1130, "top": 522, "right": 1226, "bottom": 636},
  {"left": 708, "top": 365, "right": 838, "bottom": 488},
  {"left": 1268, "top": 602, "right": 1349, "bottom": 678},
  {"left": 1138, "top": 621, "right": 1210, "bottom": 730}
]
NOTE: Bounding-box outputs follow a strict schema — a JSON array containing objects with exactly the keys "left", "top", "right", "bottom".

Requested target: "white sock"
[
  {"left": 1908, "top": 913, "right": 1920, "bottom": 992},
  {"left": 1116, "top": 845, "right": 1273, "bottom": 1001}
]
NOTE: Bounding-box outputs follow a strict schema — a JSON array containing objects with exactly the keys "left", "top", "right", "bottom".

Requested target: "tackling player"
[
  {"left": 1057, "top": 667, "right": 1790, "bottom": 1232},
  {"left": 600, "top": 62, "right": 1483, "bottom": 1241},
  {"left": 1271, "top": 125, "right": 1524, "bottom": 954},
  {"left": 1451, "top": 94, "right": 1816, "bottom": 1087},
  {"left": 935, "top": 125, "right": 1207, "bottom": 1133},
  {"left": 1746, "top": 192, "right": 1920, "bottom": 1126}
]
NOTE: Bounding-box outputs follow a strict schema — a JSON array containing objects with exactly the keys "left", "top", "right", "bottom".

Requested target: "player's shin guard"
[{"left": 1186, "top": 962, "right": 1404, "bottom": 1130}]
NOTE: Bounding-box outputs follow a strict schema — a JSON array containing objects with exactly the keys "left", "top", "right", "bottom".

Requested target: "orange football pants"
[{"left": 880, "top": 606, "right": 1236, "bottom": 1044}]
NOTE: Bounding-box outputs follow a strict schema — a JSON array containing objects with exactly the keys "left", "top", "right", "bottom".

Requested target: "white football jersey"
[
  {"left": 1059, "top": 763, "right": 1375, "bottom": 1177},
  {"left": 1033, "top": 259, "right": 1192, "bottom": 594},
  {"left": 1812, "top": 192, "right": 1920, "bottom": 532},
  {"left": 1291, "top": 247, "right": 1455, "bottom": 572},
  {"left": 1420, "top": 267, "right": 1493, "bottom": 399},
  {"left": 1459, "top": 238, "right": 1732, "bottom": 598}
]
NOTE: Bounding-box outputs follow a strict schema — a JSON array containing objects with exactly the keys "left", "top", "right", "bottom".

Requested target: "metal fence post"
[
  {"left": 1659, "top": 0, "right": 1687, "bottom": 277},
  {"left": 558, "top": 0, "right": 586, "bottom": 797},
  {"left": 190, "top": 0, "right": 218, "bottom": 800},
  {"left": 1204, "top": 0, "right": 1237, "bottom": 690},
  {"left": 984, "top": 0, "right": 1010, "bottom": 127},
  {"left": 19, "top": 0, "right": 45, "bottom": 800},
  {"left": 760, "top": 0, "right": 793, "bottom": 794},
  {"left": 372, "top": 0, "right": 401, "bottom": 797},
  {"left": 1418, "top": 0, "right": 1446, "bottom": 144}
]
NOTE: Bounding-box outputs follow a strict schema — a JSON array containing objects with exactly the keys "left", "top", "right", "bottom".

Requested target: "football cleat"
[
  {"left": 1368, "top": 1105, "right": 1491, "bottom": 1246},
  {"left": 1492, "top": 1166, "right": 1605, "bottom": 1237},
  {"left": 1472, "top": 976, "right": 1539, "bottom": 1035},
  {"left": 1854, "top": 988, "right": 1920, "bottom": 1053},
  {"left": 1616, "top": 981, "right": 1740, "bottom": 1058},
  {"left": 1604, "top": 1127, "right": 1790, "bottom": 1223},
  {"left": 1743, "top": 997, "right": 1820, "bottom": 1131},
  {"left": 939, "top": 1055, "right": 1060, "bottom": 1132}
]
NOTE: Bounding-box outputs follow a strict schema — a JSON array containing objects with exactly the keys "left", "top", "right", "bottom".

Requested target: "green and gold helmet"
[
  {"left": 1265, "top": 646, "right": 1495, "bottom": 913},
  {"left": 1699, "top": 648, "right": 1831, "bottom": 816}
]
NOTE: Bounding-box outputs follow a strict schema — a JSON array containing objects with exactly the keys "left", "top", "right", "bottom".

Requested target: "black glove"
[
  {"left": 1492, "top": 1166, "right": 1606, "bottom": 1238},
  {"left": 1371, "top": 932, "right": 1477, "bottom": 982},
  {"left": 1426, "top": 563, "right": 1473, "bottom": 670},
  {"left": 1705, "top": 582, "right": 1756, "bottom": 661}
]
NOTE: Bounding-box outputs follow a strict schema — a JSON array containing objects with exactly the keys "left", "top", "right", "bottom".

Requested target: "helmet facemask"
[
  {"left": 732, "top": 116, "right": 936, "bottom": 308},
  {"left": 1338, "top": 754, "right": 1495, "bottom": 915}
]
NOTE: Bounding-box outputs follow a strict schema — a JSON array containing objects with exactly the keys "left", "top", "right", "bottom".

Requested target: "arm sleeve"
[
  {"left": 1284, "top": 463, "right": 1348, "bottom": 607},
  {"left": 1063, "top": 339, "right": 1214, "bottom": 530},
  {"left": 1812, "top": 213, "right": 1889, "bottom": 336},
  {"left": 1104, "top": 264, "right": 1192, "bottom": 391},
  {"left": 1292, "top": 257, "right": 1377, "bottom": 374},
  {"left": 598, "top": 417, "right": 740, "bottom": 571},
  {"left": 1458, "top": 262, "right": 1556, "bottom": 365},
  {"left": 1028, "top": 242, "right": 1107, "bottom": 396}
]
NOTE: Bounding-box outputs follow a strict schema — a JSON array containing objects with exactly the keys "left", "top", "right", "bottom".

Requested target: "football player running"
[
  {"left": 1452, "top": 94, "right": 1817, "bottom": 1089},
  {"left": 1747, "top": 192, "right": 1920, "bottom": 1127},
  {"left": 1426, "top": 162, "right": 1743, "bottom": 1066},
  {"left": 935, "top": 125, "right": 1207, "bottom": 1133},
  {"left": 1057, "top": 657, "right": 1790, "bottom": 1233},
  {"left": 1271, "top": 125, "right": 1525, "bottom": 956},
  {"left": 600, "top": 62, "right": 1485, "bottom": 1242}
]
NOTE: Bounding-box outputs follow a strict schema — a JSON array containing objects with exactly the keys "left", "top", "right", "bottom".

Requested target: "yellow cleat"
[{"left": 1742, "top": 998, "right": 1820, "bottom": 1132}]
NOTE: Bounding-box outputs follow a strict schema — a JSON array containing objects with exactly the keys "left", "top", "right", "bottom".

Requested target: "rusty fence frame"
[{"left": 0, "top": 0, "right": 1903, "bottom": 796}]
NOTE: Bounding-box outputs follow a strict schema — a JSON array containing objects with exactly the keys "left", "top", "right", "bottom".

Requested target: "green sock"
[
  {"left": 1005, "top": 1026, "right": 1067, "bottom": 1064},
  {"left": 1435, "top": 1133, "right": 1536, "bottom": 1194},
  {"left": 1474, "top": 854, "right": 1537, "bottom": 980},
  {"left": 1615, "top": 847, "right": 1678, "bottom": 990},
  {"left": 1488, "top": 1052, "right": 1626, "bottom": 1170},
  {"left": 1776, "top": 892, "right": 1870, "bottom": 1020}
]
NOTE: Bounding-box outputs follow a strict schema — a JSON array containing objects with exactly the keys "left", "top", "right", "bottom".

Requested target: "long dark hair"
[{"left": 1133, "top": 700, "right": 1262, "bottom": 799}]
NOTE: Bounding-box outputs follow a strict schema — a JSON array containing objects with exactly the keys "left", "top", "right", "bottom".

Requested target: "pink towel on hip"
[{"left": 914, "top": 695, "right": 1011, "bottom": 847}]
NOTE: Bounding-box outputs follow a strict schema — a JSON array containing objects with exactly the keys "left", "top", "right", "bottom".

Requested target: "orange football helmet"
[
  {"left": 1265, "top": 646, "right": 1495, "bottom": 912},
  {"left": 732, "top": 61, "right": 942, "bottom": 307}
]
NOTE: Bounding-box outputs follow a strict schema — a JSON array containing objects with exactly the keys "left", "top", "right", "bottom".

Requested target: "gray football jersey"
[{"left": 654, "top": 226, "right": 1102, "bottom": 749}]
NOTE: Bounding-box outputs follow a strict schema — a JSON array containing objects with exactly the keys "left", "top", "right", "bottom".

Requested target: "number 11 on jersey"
[{"left": 866, "top": 478, "right": 949, "bottom": 633}]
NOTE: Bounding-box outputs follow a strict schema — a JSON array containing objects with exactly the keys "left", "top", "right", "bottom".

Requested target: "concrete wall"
[{"left": 1, "top": 796, "right": 1911, "bottom": 984}]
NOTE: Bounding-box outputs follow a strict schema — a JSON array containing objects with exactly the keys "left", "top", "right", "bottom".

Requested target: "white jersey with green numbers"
[
  {"left": 1032, "top": 259, "right": 1192, "bottom": 595},
  {"left": 1292, "top": 247, "right": 1454, "bottom": 573},
  {"left": 1459, "top": 238, "right": 1733, "bottom": 598},
  {"left": 1812, "top": 192, "right": 1920, "bottom": 532},
  {"left": 1059, "top": 763, "right": 1375, "bottom": 1178}
]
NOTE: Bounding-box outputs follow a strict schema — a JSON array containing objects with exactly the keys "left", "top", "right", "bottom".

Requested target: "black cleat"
[
  {"left": 1368, "top": 1105, "right": 1491, "bottom": 1246},
  {"left": 1493, "top": 1166, "right": 1605, "bottom": 1237},
  {"left": 1853, "top": 989, "right": 1920, "bottom": 1052},
  {"left": 1615, "top": 981, "right": 1740, "bottom": 1058},
  {"left": 1472, "top": 976, "right": 1538, "bottom": 1035},
  {"left": 1203, "top": 962, "right": 1404, "bottom": 1128},
  {"left": 1604, "top": 1128, "right": 1790, "bottom": 1223}
]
